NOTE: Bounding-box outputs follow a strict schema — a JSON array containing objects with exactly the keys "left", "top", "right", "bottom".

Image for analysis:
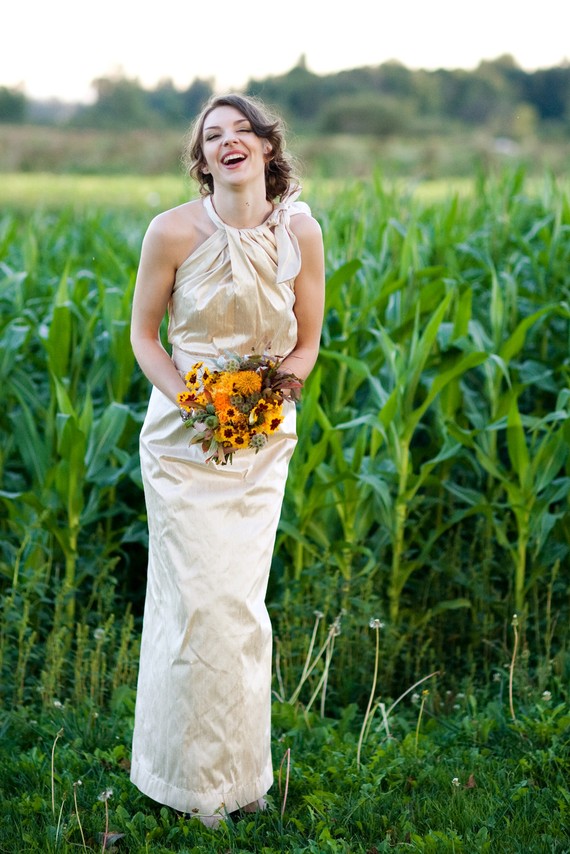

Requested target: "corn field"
[{"left": 1, "top": 168, "right": 569, "bottom": 713}]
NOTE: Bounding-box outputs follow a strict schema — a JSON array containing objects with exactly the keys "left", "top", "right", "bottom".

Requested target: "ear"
[
  {"left": 201, "top": 166, "right": 210, "bottom": 175},
  {"left": 263, "top": 142, "right": 273, "bottom": 159}
]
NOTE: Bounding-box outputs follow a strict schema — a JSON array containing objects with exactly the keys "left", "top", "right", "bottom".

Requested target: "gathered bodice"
[{"left": 168, "top": 191, "right": 310, "bottom": 373}]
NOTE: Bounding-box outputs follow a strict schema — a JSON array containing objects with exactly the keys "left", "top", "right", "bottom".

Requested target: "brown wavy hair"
[{"left": 182, "top": 93, "right": 299, "bottom": 202}]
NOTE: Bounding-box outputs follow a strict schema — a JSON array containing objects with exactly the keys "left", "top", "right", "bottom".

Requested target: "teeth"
[{"left": 223, "top": 153, "right": 245, "bottom": 164}]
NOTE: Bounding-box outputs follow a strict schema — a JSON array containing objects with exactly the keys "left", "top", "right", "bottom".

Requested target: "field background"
[{"left": 1, "top": 72, "right": 569, "bottom": 852}]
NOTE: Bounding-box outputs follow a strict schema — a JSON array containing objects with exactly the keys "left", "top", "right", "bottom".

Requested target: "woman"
[{"left": 129, "top": 93, "right": 325, "bottom": 826}]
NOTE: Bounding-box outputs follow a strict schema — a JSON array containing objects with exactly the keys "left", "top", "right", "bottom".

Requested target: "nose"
[{"left": 222, "top": 129, "right": 239, "bottom": 145}]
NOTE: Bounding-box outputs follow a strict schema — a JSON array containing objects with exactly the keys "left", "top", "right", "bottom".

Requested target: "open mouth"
[{"left": 222, "top": 152, "right": 247, "bottom": 166}]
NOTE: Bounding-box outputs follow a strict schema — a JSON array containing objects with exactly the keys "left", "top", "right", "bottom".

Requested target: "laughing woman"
[{"left": 129, "top": 93, "right": 325, "bottom": 827}]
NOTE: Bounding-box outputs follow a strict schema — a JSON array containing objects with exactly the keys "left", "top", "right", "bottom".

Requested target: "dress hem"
[{"left": 130, "top": 757, "right": 274, "bottom": 815}]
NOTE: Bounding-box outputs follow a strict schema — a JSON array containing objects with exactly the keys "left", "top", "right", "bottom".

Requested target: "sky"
[{"left": 4, "top": 0, "right": 570, "bottom": 103}]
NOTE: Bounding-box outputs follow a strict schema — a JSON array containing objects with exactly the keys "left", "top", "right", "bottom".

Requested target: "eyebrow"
[{"left": 204, "top": 119, "right": 251, "bottom": 132}]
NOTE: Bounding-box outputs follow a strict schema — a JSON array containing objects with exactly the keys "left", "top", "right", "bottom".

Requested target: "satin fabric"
[{"left": 130, "top": 192, "right": 308, "bottom": 816}]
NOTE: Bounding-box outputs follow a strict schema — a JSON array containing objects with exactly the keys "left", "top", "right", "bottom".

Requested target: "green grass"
[
  {"left": 0, "top": 171, "right": 480, "bottom": 213},
  {"left": 0, "top": 173, "right": 192, "bottom": 211},
  {"left": 1, "top": 689, "right": 569, "bottom": 853}
]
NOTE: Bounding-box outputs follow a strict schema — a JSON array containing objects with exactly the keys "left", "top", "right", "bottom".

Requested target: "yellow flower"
[
  {"left": 267, "top": 413, "right": 283, "bottom": 433},
  {"left": 177, "top": 391, "right": 196, "bottom": 411},
  {"left": 203, "top": 371, "right": 221, "bottom": 392},
  {"left": 253, "top": 401, "right": 283, "bottom": 434},
  {"left": 184, "top": 362, "right": 203, "bottom": 386},
  {"left": 215, "top": 425, "right": 236, "bottom": 442}
]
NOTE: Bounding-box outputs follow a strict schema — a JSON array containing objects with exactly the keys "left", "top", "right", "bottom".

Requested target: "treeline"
[{"left": 1, "top": 54, "right": 569, "bottom": 137}]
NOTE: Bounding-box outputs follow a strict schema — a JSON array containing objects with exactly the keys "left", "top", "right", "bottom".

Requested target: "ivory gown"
[{"left": 130, "top": 192, "right": 310, "bottom": 816}]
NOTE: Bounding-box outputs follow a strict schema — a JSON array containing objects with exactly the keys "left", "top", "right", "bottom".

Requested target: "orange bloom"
[
  {"left": 208, "top": 372, "right": 236, "bottom": 395},
  {"left": 212, "top": 391, "right": 232, "bottom": 413},
  {"left": 231, "top": 371, "right": 262, "bottom": 396}
]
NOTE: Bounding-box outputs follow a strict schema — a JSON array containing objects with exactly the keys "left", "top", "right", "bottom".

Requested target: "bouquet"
[{"left": 177, "top": 353, "right": 303, "bottom": 465}]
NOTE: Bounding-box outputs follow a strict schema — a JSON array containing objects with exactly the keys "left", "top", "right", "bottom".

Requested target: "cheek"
[{"left": 201, "top": 149, "right": 215, "bottom": 170}]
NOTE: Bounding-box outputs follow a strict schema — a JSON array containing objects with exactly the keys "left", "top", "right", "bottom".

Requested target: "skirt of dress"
[{"left": 130, "top": 384, "right": 297, "bottom": 815}]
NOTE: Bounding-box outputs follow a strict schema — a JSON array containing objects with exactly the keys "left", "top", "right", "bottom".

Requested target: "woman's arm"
[
  {"left": 280, "top": 213, "right": 326, "bottom": 382},
  {"left": 130, "top": 211, "right": 194, "bottom": 405}
]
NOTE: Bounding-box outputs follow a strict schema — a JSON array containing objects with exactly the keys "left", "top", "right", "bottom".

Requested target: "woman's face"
[{"left": 201, "top": 105, "right": 272, "bottom": 190}]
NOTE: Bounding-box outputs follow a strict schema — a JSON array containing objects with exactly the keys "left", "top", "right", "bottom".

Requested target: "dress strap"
[
  {"left": 266, "top": 189, "right": 311, "bottom": 283},
  {"left": 203, "top": 195, "right": 223, "bottom": 228}
]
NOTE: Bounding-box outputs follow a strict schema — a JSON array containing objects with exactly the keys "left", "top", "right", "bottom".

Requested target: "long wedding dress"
[{"left": 130, "top": 192, "right": 309, "bottom": 816}]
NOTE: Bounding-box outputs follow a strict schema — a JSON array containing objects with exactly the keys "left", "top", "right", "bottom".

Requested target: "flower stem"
[
  {"left": 509, "top": 614, "right": 519, "bottom": 721},
  {"left": 356, "top": 622, "right": 381, "bottom": 769}
]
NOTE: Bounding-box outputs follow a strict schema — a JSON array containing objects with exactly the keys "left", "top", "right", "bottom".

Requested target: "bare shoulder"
[
  {"left": 150, "top": 198, "right": 204, "bottom": 231},
  {"left": 289, "top": 210, "right": 323, "bottom": 244},
  {"left": 288, "top": 210, "right": 325, "bottom": 295},
  {"left": 142, "top": 198, "right": 213, "bottom": 268},
  {"left": 289, "top": 212, "right": 324, "bottom": 269}
]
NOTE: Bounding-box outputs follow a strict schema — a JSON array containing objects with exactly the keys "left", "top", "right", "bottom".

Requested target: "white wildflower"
[{"left": 98, "top": 789, "right": 113, "bottom": 802}]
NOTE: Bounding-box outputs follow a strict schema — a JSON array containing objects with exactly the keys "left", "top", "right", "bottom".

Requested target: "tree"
[
  {"left": 0, "top": 85, "right": 26, "bottom": 123},
  {"left": 180, "top": 79, "right": 214, "bottom": 120},
  {"left": 247, "top": 58, "right": 326, "bottom": 124},
  {"left": 318, "top": 92, "right": 413, "bottom": 136},
  {"left": 526, "top": 65, "right": 570, "bottom": 120},
  {"left": 72, "top": 74, "right": 158, "bottom": 129}
]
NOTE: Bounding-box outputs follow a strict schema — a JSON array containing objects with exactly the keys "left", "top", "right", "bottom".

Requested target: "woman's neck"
[{"left": 211, "top": 185, "right": 273, "bottom": 229}]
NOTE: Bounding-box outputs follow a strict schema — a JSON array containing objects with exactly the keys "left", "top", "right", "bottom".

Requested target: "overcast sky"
[{"left": 4, "top": 0, "right": 569, "bottom": 102}]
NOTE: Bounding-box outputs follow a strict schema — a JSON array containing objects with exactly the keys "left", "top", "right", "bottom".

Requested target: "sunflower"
[
  {"left": 255, "top": 403, "right": 283, "bottom": 434},
  {"left": 184, "top": 362, "right": 203, "bottom": 386},
  {"left": 177, "top": 391, "right": 196, "bottom": 411},
  {"left": 215, "top": 424, "right": 236, "bottom": 443}
]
